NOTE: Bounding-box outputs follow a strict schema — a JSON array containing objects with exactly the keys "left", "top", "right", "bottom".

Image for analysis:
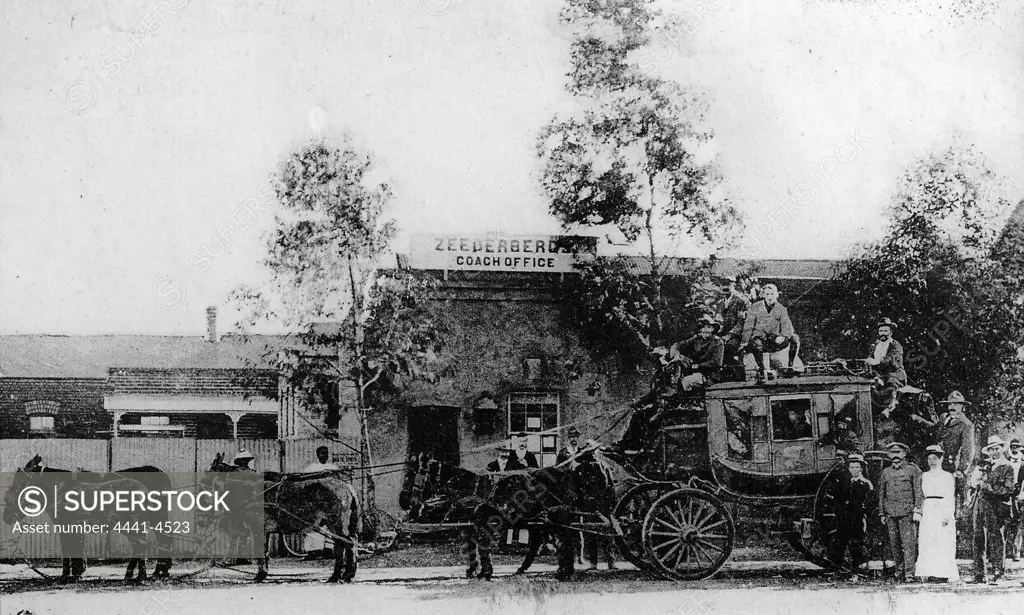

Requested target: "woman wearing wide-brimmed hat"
[{"left": 916, "top": 444, "right": 959, "bottom": 582}]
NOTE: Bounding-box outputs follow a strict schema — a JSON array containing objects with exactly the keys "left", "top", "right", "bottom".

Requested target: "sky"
[{"left": 0, "top": 0, "right": 1022, "bottom": 335}]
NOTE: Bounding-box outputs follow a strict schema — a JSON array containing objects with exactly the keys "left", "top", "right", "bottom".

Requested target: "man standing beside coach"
[{"left": 879, "top": 442, "right": 924, "bottom": 583}]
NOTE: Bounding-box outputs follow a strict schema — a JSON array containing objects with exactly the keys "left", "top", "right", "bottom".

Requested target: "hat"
[
  {"left": 232, "top": 450, "right": 254, "bottom": 464},
  {"left": 566, "top": 426, "right": 581, "bottom": 437},
  {"left": 496, "top": 440, "right": 515, "bottom": 453},
  {"left": 697, "top": 314, "right": 722, "bottom": 333},
  {"left": 877, "top": 317, "right": 897, "bottom": 330},
  {"left": 937, "top": 391, "right": 971, "bottom": 406},
  {"left": 316, "top": 445, "right": 329, "bottom": 453},
  {"left": 925, "top": 444, "right": 945, "bottom": 457},
  {"left": 886, "top": 442, "right": 910, "bottom": 456},
  {"left": 847, "top": 453, "right": 866, "bottom": 467},
  {"left": 982, "top": 435, "right": 1006, "bottom": 453},
  {"left": 1010, "top": 438, "right": 1022, "bottom": 449}
]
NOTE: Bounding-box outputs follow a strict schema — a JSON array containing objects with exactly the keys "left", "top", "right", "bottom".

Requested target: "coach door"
[
  {"left": 768, "top": 394, "right": 817, "bottom": 474},
  {"left": 406, "top": 406, "right": 461, "bottom": 466}
]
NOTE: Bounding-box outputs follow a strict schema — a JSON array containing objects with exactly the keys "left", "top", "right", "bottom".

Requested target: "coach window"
[
  {"left": 771, "top": 397, "right": 813, "bottom": 441},
  {"left": 508, "top": 392, "right": 559, "bottom": 467}
]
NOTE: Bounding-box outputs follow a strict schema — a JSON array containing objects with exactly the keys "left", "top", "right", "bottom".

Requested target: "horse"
[
  {"left": 206, "top": 453, "right": 360, "bottom": 583},
  {"left": 1, "top": 455, "right": 173, "bottom": 583},
  {"left": 400, "top": 446, "right": 620, "bottom": 581}
]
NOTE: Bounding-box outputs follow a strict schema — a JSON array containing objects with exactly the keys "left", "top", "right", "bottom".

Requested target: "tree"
[
  {"left": 822, "top": 141, "right": 1022, "bottom": 424},
  {"left": 234, "top": 135, "right": 443, "bottom": 511},
  {"left": 539, "top": 0, "right": 742, "bottom": 363}
]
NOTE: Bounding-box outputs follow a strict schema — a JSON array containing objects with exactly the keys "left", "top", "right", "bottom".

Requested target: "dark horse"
[
  {"left": 401, "top": 445, "right": 618, "bottom": 581},
  {"left": 207, "top": 453, "right": 360, "bottom": 583},
  {"left": 1, "top": 455, "right": 173, "bottom": 582}
]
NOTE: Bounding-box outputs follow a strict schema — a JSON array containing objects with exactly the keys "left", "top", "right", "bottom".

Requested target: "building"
[
  {"left": 0, "top": 308, "right": 288, "bottom": 439},
  {"left": 350, "top": 234, "right": 844, "bottom": 517},
  {"left": 0, "top": 240, "right": 844, "bottom": 520}
]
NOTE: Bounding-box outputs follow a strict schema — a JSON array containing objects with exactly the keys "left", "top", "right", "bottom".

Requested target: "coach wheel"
[
  {"left": 803, "top": 453, "right": 887, "bottom": 571},
  {"left": 642, "top": 488, "right": 734, "bottom": 581},
  {"left": 361, "top": 507, "right": 399, "bottom": 554},
  {"left": 612, "top": 483, "right": 678, "bottom": 571},
  {"left": 281, "top": 533, "right": 309, "bottom": 558},
  {"left": 789, "top": 468, "right": 845, "bottom": 569}
]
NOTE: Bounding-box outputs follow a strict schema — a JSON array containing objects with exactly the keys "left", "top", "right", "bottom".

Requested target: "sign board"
[{"left": 408, "top": 234, "right": 597, "bottom": 273}]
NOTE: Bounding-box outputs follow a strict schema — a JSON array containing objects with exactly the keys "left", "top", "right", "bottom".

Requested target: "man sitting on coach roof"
[
  {"left": 740, "top": 283, "right": 801, "bottom": 381},
  {"left": 668, "top": 314, "right": 726, "bottom": 392}
]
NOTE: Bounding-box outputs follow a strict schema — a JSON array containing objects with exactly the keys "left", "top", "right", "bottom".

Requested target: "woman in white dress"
[{"left": 915, "top": 444, "right": 960, "bottom": 582}]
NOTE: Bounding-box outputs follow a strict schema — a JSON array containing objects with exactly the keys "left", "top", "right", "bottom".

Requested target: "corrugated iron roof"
[{"left": 0, "top": 334, "right": 289, "bottom": 378}]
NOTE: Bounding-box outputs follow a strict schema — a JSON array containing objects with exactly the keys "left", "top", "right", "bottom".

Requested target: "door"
[
  {"left": 768, "top": 395, "right": 816, "bottom": 473},
  {"left": 406, "top": 406, "right": 461, "bottom": 466}
]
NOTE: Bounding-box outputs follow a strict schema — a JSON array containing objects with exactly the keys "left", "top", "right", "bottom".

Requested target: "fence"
[{"left": 0, "top": 436, "right": 361, "bottom": 560}]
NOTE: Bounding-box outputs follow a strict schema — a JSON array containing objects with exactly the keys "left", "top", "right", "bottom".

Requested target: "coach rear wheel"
[
  {"left": 642, "top": 488, "right": 734, "bottom": 581},
  {"left": 799, "top": 453, "right": 888, "bottom": 571},
  {"left": 361, "top": 507, "right": 399, "bottom": 554},
  {"left": 612, "top": 482, "right": 678, "bottom": 571}
]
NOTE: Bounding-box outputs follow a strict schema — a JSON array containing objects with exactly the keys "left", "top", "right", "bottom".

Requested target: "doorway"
[{"left": 406, "top": 406, "right": 461, "bottom": 466}]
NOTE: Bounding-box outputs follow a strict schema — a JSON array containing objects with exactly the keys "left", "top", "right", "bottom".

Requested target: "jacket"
[
  {"left": 937, "top": 413, "right": 976, "bottom": 475},
  {"left": 978, "top": 459, "right": 1015, "bottom": 503},
  {"left": 516, "top": 450, "right": 540, "bottom": 469},
  {"left": 486, "top": 456, "right": 526, "bottom": 472},
  {"left": 674, "top": 334, "right": 724, "bottom": 376},
  {"left": 839, "top": 474, "right": 876, "bottom": 523},
  {"left": 880, "top": 462, "right": 924, "bottom": 517},
  {"left": 556, "top": 445, "right": 580, "bottom": 467},
  {"left": 720, "top": 293, "right": 750, "bottom": 338},
  {"left": 868, "top": 338, "right": 907, "bottom": 385},
  {"left": 741, "top": 300, "right": 795, "bottom": 345}
]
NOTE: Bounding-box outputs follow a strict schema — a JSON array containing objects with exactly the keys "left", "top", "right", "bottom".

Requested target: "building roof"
[
  {"left": 0, "top": 334, "right": 291, "bottom": 378},
  {"left": 107, "top": 367, "right": 279, "bottom": 399}
]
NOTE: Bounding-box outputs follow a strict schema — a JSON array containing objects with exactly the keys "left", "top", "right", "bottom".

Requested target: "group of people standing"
[{"left": 832, "top": 392, "right": 1024, "bottom": 585}]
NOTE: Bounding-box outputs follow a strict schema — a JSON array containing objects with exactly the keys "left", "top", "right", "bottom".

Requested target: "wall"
[
  {"left": 0, "top": 378, "right": 110, "bottom": 438},
  {"left": 368, "top": 289, "right": 648, "bottom": 517},
  {"left": 366, "top": 271, "right": 840, "bottom": 518},
  {"left": 0, "top": 437, "right": 358, "bottom": 559},
  {"left": 0, "top": 437, "right": 360, "bottom": 474}
]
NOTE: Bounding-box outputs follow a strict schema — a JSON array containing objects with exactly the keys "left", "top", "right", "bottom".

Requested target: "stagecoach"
[
  {"left": 607, "top": 360, "right": 936, "bottom": 580},
  {"left": 398, "top": 357, "right": 937, "bottom": 582}
]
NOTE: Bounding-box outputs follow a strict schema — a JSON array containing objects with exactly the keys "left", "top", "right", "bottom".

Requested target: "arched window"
[{"left": 24, "top": 400, "right": 60, "bottom": 434}]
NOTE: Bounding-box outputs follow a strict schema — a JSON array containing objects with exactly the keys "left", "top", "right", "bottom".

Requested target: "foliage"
[
  {"left": 233, "top": 135, "right": 442, "bottom": 418},
  {"left": 822, "top": 141, "right": 1021, "bottom": 424},
  {"left": 541, "top": 0, "right": 742, "bottom": 367}
]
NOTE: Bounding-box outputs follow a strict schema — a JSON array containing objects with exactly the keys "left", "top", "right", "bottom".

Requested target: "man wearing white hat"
[
  {"left": 968, "top": 435, "right": 1016, "bottom": 583},
  {"left": 232, "top": 449, "right": 256, "bottom": 471},
  {"left": 486, "top": 441, "right": 525, "bottom": 472}
]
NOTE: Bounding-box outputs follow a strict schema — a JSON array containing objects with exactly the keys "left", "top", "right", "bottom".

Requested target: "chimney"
[{"left": 206, "top": 306, "right": 218, "bottom": 343}]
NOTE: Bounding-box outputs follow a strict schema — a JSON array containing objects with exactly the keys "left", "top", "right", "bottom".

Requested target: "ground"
[{"left": 1, "top": 543, "right": 1023, "bottom": 615}]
